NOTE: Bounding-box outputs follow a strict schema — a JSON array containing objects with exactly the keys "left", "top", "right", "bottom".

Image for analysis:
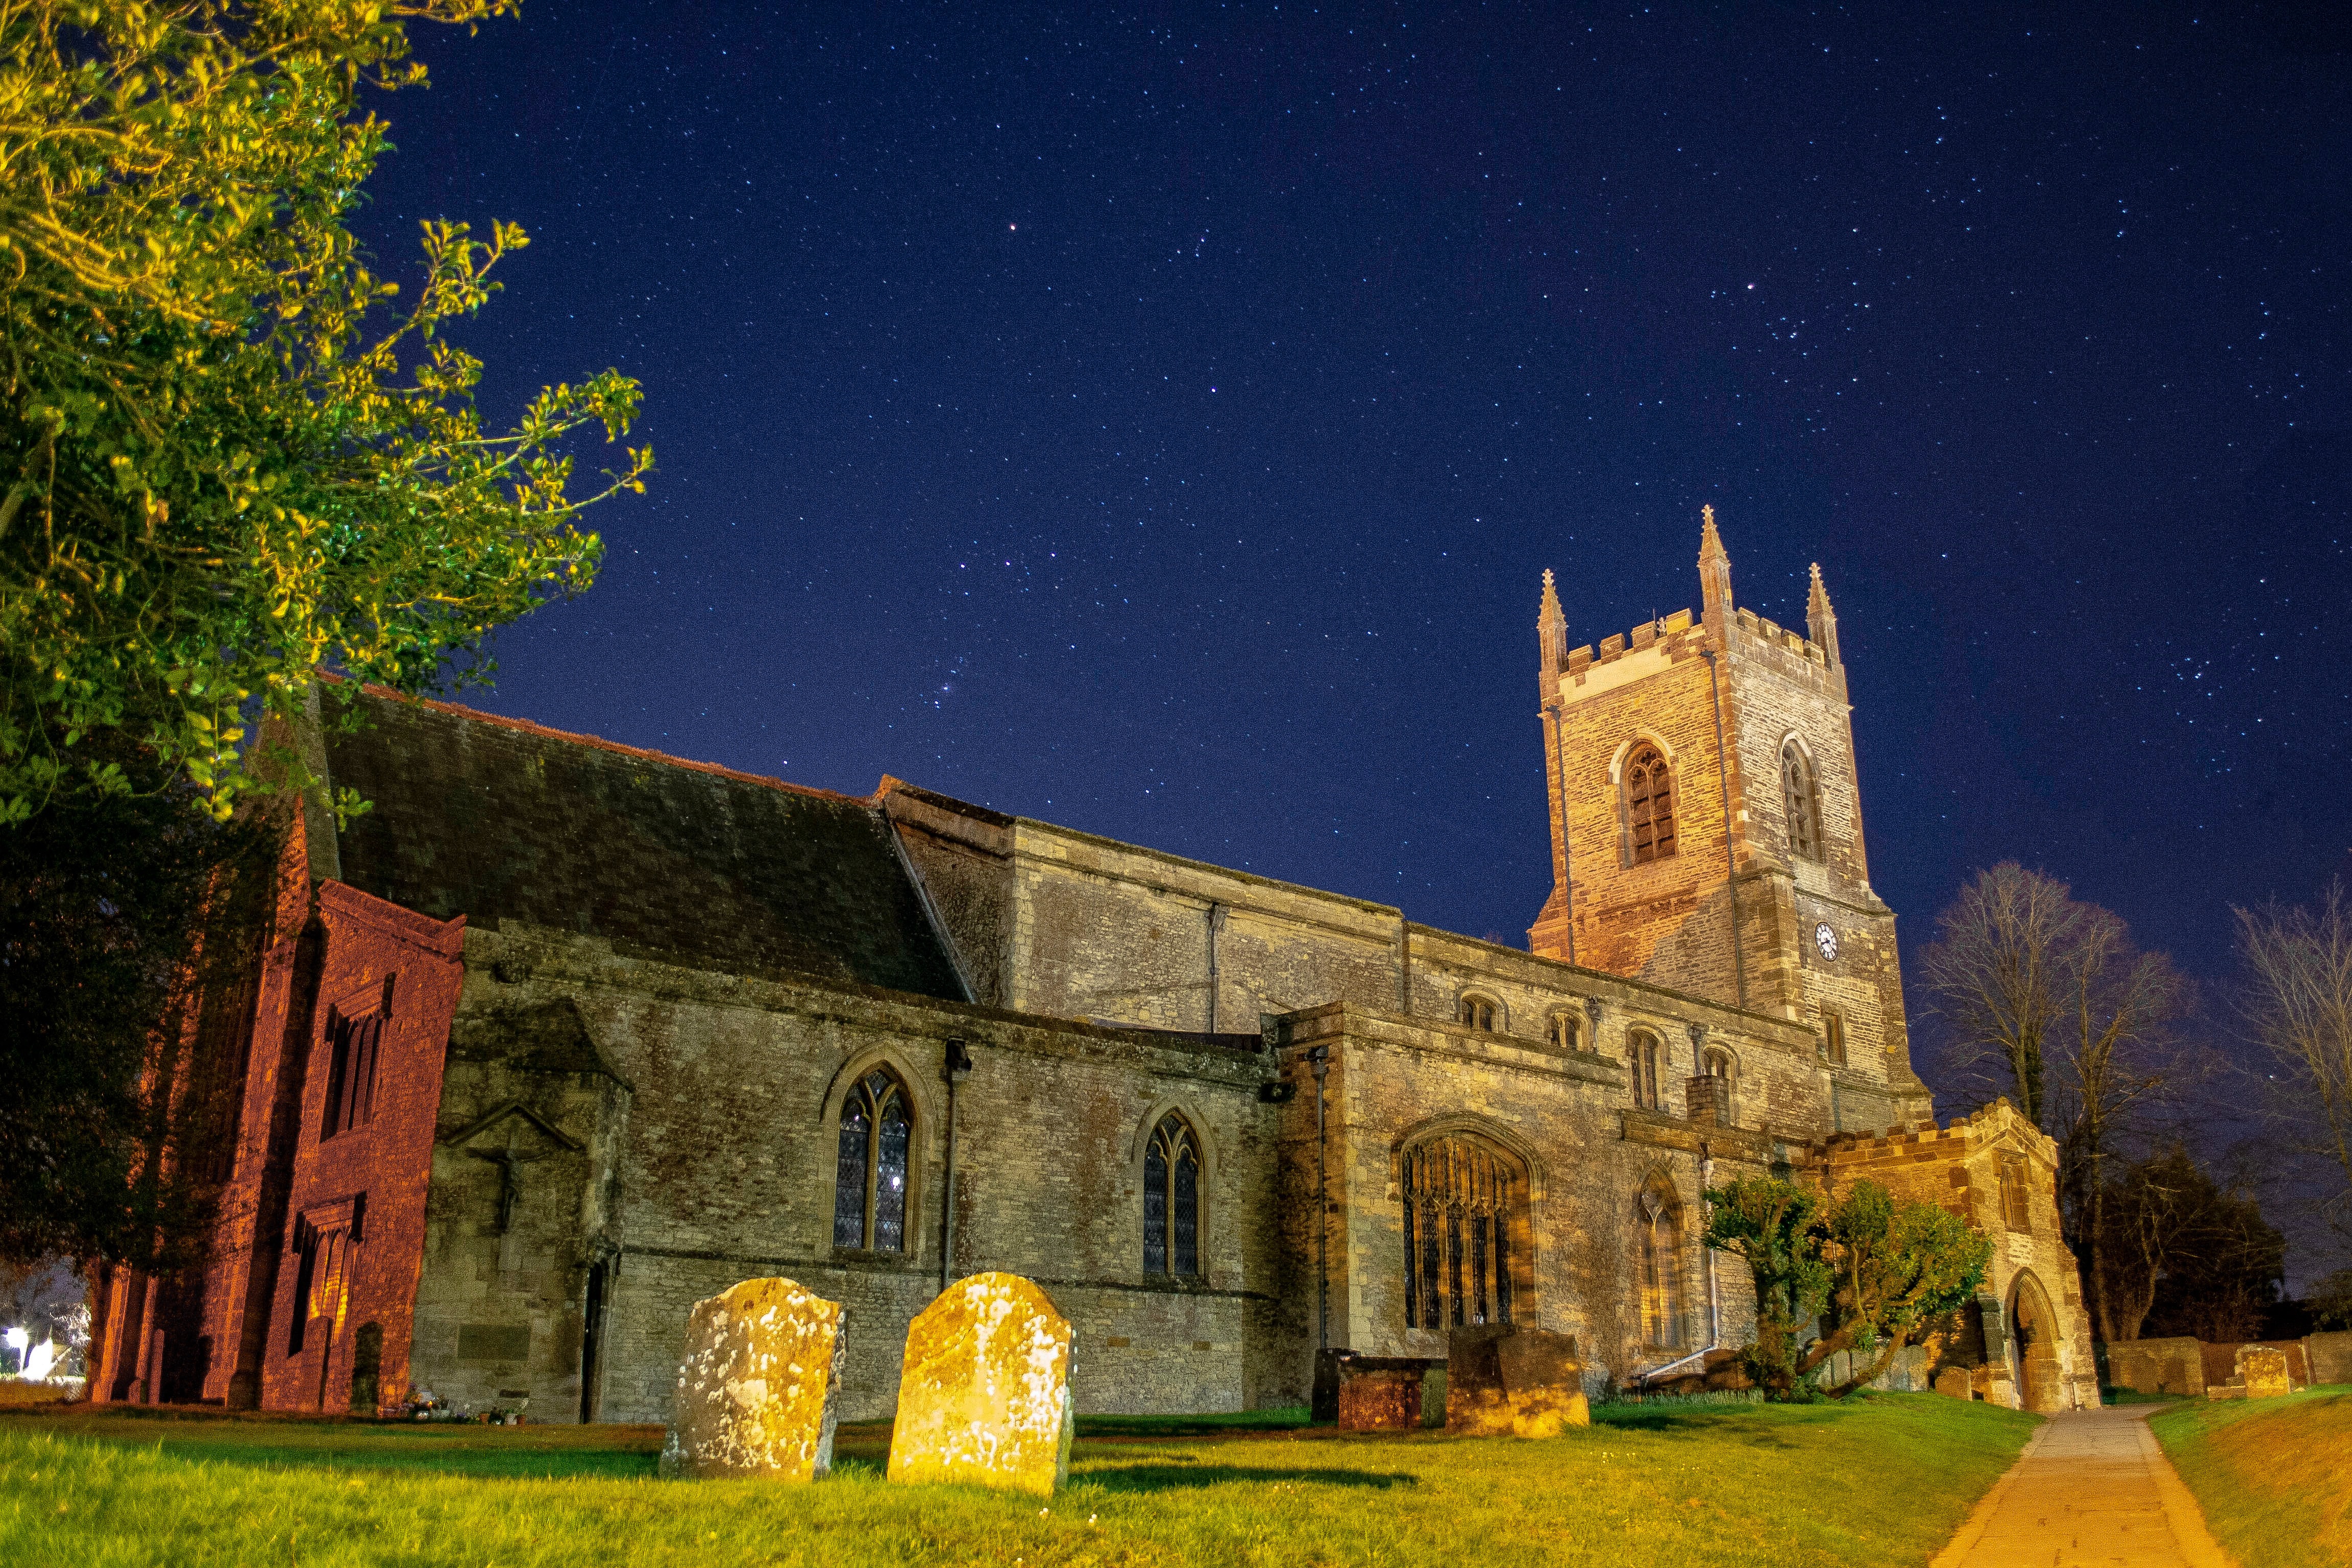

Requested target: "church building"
[{"left": 86, "top": 512, "right": 2097, "bottom": 1420}]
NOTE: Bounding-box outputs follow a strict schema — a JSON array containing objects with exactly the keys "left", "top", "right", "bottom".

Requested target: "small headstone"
[
  {"left": 1448, "top": 1326, "right": 1589, "bottom": 1437},
  {"left": 1934, "top": 1366, "right": 1972, "bottom": 1400},
  {"left": 1336, "top": 1361, "right": 1426, "bottom": 1431},
  {"left": 658, "top": 1277, "right": 845, "bottom": 1481},
  {"left": 2237, "top": 1344, "right": 2291, "bottom": 1400},
  {"left": 887, "top": 1272, "right": 1074, "bottom": 1496}
]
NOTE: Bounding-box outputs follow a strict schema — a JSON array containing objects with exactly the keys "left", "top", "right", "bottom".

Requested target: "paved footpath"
[{"left": 1930, "top": 1405, "right": 2234, "bottom": 1567}]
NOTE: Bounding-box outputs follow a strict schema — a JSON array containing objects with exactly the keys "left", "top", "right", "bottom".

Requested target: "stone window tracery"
[
  {"left": 1628, "top": 1030, "right": 1663, "bottom": 1110},
  {"left": 321, "top": 1003, "right": 387, "bottom": 1140},
  {"left": 1402, "top": 1135, "right": 1517, "bottom": 1331},
  {"left": 1144, "top": 1113, "right": 1201, "bottom": 1277},
  {"left": 1458, "top": 994, "right": 1498, "bottom": 1031},
  {"left": 1548, "top": 1012, "right": 1579, "bottom": 1051},
  {"left": 1625, "top": 744, "right": 1677, "bottom": 864},
  {"left": 1782, "top": 739, "right": 1822, "bottom": 862},
  {"left": 1635, "top": 1182, "right": 1684, "bottom": 1349},
  {"left": 834, "top": 1067, "right": 912, "bottom": 1252}
]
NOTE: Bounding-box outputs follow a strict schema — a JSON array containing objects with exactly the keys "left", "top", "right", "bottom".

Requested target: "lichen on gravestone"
[
  {"left": 886, "top": 1271, "right": 1074, "bottom": 1496},
  {"left": 657, "top": 1277, "right": 846, "bottom": 1481}
]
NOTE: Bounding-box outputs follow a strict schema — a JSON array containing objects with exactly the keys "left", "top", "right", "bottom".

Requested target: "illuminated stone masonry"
[{"left": 86, "top": 509, "right": 2088, "bottom": 1432}]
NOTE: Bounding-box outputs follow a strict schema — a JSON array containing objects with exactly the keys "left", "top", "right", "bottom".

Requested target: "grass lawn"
[
  {"left": 0, "top": 1392, "right": 2037, "bottom": 1567},
  {"left": 2150, "top": 1385, "right": 2352, "bottom": 1568}
]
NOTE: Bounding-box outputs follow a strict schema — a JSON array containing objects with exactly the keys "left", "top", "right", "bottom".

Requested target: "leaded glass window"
[
  {"left": 1629, "top": 1031, "right": 1662, "bottom": 1110},
  {"left": 834, "top": 1069, "right": 911, "bottom": 1251},
  {"left": 1144, "top": 1114, "right": 1201, "bottom": 1277},
  {"left": 1401, "top": 1135, "right": 1517, "bottom": 1332},
  {"left": 1636, "top": 1184, "right": 1684, "bottom": 1349}
]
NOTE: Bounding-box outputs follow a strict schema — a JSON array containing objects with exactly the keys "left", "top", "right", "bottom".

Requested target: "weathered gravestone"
[
  {"left": 1447, "top": 1325, "right": 1589, "bottom": 1437},
  {"left": 2237, "top": 1344, "right": 2291, "bottom": 1400},
  {"left": 887, "top": 1272, "right": 1074, "bottom": 1496},
  {"left": 1333, "top": 1358, "right": 1431, "bottom": 1431},
  {"left": 1933, "top": 1366, "right": 1973, "bottom": 1400},
  {"left": 658, "top": 1277, "right": 846, "bottom": 1481}
]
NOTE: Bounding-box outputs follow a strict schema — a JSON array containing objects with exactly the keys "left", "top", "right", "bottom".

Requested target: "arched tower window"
[
  {"left": 1143, "top": 1114, "right": 1201, "bottom": 1277},
  {"left": 1625, "top": 744, "right": 1676, "bottom": 864},
  {"left": 1635, "top": 1181, "right": 1685, "bottom": 1349},
  {"left": 834, "top": 1068, "right": 912, "bottom": 1252},
  {"left": 1627, "top": 1030, "right": 1663, "bottom": 1110},
  {"left": 1782, "top": 739, "right": 1821, "bottom": 862},
  {"left": 1548, "top": 1012, "right": 1579, "bottom": 1051},
  {"left": 1402, "top": 1135, "right": 1520, "bottom": 1331},
  {"left": 1703, "top": 1046, "right": 1733, "bottom": 1080},
  {"left": 1458, "top": 993, "right": 1498, "bottom": 1032}
]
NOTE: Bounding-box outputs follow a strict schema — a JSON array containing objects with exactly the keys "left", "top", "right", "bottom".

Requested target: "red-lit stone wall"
[{"left": 257, "top": 882, "right": 464, "bottom": 1412}]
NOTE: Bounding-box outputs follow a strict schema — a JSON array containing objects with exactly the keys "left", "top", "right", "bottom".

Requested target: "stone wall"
[
  {"left": 413, "top": 920, "right": 1285, "bottom": 1424},
  {"left": 1810, "top": 1102, "right": 2097, "bottom": 1411}
]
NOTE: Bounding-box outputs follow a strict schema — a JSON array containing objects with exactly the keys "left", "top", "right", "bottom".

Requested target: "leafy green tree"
[
  {"left": 1706, "top": 1176, "right": 1992, "bottom": 1401},
  {"left": 0, "top": 736, "right": 272, "bottom": 1267},
  {"left": 1, "top": 0, "right": 650, "bottom": 823}
]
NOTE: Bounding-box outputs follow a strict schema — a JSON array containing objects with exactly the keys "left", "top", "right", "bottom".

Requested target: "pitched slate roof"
[{"left": 324, "top": 685, "right": 966, "bottom": 1000}]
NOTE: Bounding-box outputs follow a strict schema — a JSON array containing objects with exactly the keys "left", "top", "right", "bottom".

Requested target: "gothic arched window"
[
  {"left": 1635, "top": 1182, "right": 1684, "bottom": 1349},
  {"left": 1628, "top": 1030, "right": 1663, "bottom": 1110},
  {"left": 1548, "top": 1012, "right": 1579, "bottom": 1051},
  {"left": 1458, "top": 994, "right": 1498, "bottom": 1032},
  {"left": 1144, "top": 1114, "right": 1201, "bottom": 1277},
  {"left": 1703, "top": 1046, "right": 1733, "bottom": 1081},
  {"left": 834, "top": 1068, "right": 912, "bottom": 1252},
  {"left": 1625, "top": 744, "right": 1677, "bottom": 864},
  {"left": 1402, "top": 1135, "right": 1518, "bottom": 1331},
  {"left": 1782, "top": 739, "right": 1821, "bottom": 862}
]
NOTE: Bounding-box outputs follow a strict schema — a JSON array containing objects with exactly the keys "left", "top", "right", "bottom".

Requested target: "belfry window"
[
  {"left": 834, "top": 1068, "right": 912, "bottom": 1252},
  {"left": 1782, "top": 740, "right": 1822, "bottom": 862},
  {"left": 1458, "top": 995, "right": 1498, "bottom": 1032},
  {"left": 1402, "top": 1135, "right": 1517, "bottom": 1331},
  {"left": 1625, "top": 744, "right": 1677, "bottom": 864},
  {"left": 1548, "top": 1012, "right": 1579, "bottom": 1051},
  {"left": 1635, "top": 1183, "right": 1685, "bottom": 1349},
  {"left": 1628, "top": 1030, "right": 1663, "bottom": 1110},
  {"left": 1143, "top": 1113, "right": 1201, "bottom": 1277}
]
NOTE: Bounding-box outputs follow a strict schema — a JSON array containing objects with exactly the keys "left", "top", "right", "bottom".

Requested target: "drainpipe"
[
  {"left": 940, "top": 1039, "right": 973, "bottom": 1293},
  {"left": 1697, "top": 649, "right": 1747, "bottom": 1011},
  {"left": 1310, "top": 1044, "right": 1331, "bottom": 1351},
  {"left": 1206, "top": 902, "right": 1227, "bottom": 1034},
  {"left": 1548, "top": 705, "right": 1577, "bottom": 965}
]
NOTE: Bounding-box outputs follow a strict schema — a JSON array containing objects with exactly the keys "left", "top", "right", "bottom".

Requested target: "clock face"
[{"left": 1814, "top": 922, "right": 1839, "bottom": 962}]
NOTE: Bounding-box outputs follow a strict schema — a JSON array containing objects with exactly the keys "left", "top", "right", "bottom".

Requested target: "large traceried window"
[
  {"left": 1402, "top": 1135, "right": 1518, "bottom": 1332},
  {"left": 1627, "top": 1030, "right": 1663, "bottom": 1110},
  {"left": 1624, "top": 744, "right": 1677, "bottom": 864},
  {"left": 1143, "top": 1113, "right": 1202, "bottom": 1277},
  {"left": 1635, "top": 1181, "right": 1685, "bottom": 1349},
  {"left": 1782, "top": 739, "right": 1822, "bottom": 862},
  {"left": 834, "top": 1068, "right": 912, "bottom": 1252}
]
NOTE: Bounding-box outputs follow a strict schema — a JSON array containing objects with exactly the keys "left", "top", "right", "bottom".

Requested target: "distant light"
[{"left": 2, "top": 1327, "right": 24, "bottom": 1351}]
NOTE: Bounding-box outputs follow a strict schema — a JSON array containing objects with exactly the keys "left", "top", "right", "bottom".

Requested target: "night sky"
[{"left": 358, "top": 4, "right": 2349, "bottom": 1020}]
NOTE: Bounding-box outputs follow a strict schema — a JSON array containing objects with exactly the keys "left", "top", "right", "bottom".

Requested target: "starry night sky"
[{"left": 359, "top": 4, "right": 2349, "bottom": 1016}]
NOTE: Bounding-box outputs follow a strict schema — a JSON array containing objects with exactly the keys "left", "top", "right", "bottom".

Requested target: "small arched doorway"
[{"left": 2007, "top": 1271, "right": 2065, "bottom": 1413}]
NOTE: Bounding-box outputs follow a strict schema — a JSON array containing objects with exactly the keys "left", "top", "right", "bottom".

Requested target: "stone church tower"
[{"left": 1529, "top": 508, "right": 1929, "bottom": 1123}]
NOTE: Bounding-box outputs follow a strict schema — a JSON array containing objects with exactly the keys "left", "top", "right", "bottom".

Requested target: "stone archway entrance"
[{"left": 2008, "top": 1271, "right": 2065, "bottom": 1413}]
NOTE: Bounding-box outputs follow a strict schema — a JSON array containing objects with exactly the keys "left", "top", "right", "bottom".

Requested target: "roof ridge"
[{"left": 337, "top": 679, "right": 871, "bottom": 806}]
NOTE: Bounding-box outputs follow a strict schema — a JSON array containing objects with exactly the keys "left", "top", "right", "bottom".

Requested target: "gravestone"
[
  {"left": 2236, "top": 1344, "right": 2291, "bottom": 1400},
  {"left": 1447, "top": 1326, "right": 1589, "bottom": 1437},
  {"left": 658, "top": 1277, "right": 846, "bottom": 1481},
  {"left": 1335, "top": 1360, "right": 1428, "bottom": 1431},
  {"left": 887, "top": 1272, "right": 1074, "bottom": 1496},
  {"left": 1934, "top": 1366, "right": 1972, "bottom": 1400}
]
